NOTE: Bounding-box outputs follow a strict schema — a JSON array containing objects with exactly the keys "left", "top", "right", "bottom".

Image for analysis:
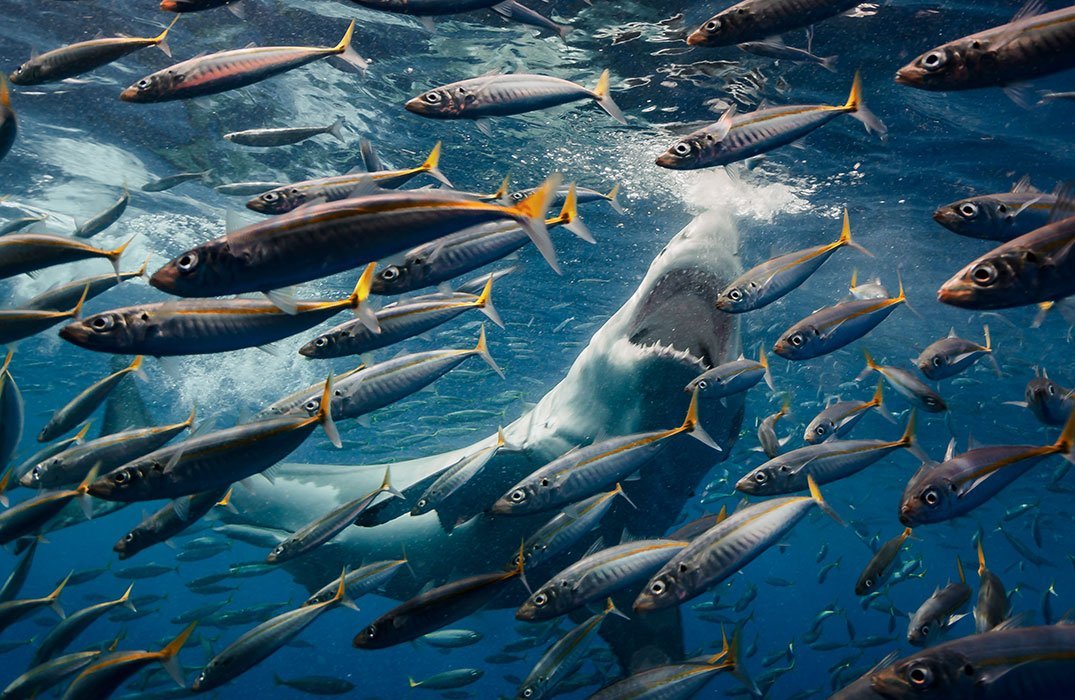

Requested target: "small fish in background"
[
  {"left": 418, "top": 629, "right": 483, "bottom": 649},
  {"left": 655, "top": 72, "right": 885, "bottom": 170},
  {"left": 8, "top": 17, "right": 178, "bottom": 85},
  {"left": 404, "top": 70, "right": 625, "bottom": 134},
  {"left": 895, "top": 2, "right": 1075, "bottom": 105},
  {"left": 738, "top": 35, "right": 838, "bottom": 72},
  {"left": 687, "top": 0, "right": 864, "bottom": 46},
  {"left": 0, "top": 572, "right": 70, "bottom": 634},
  {"left": 756, "top": 396, "right": 792, "bottom": 458},
  {"left": 916, "top": 326, "right": 1000, "bottom": 380},
  {"left": 0, "top": 213, "right": 47, "bottom": 236},
  {"left": 848, "top": 269, "right": 888, "bottom": 300},
  {"left": 73, "top": 188, "right": 129, "bottom": 239},
  {"left": 141, "top": 170, "right": 212, "bottom": 192},
  {"left": 858, "top": 349, "right": 947, "bottom": 413},
  {"left": 408, "top": 668, "right": 483, "bottom": 690},
  {"left": 855, "top": 527, "right": 913, "bottom": 596},
  {"left": 0, "top": 75, "right": 14, "bottom": 162},
  {"left": 974, "top": 540, "right": 1009, "bottom": 633},
  {"left": 24, "top": 258, "right": 148, "bottom": 311},
  {"left": 214, "top": 181, "right": 286, "bottom": 196},
  {"left": 773, "top": 278, "right": 906, "bottom": 361},
  {"left": 1, "top": 648, "right": 103, "bottom": 699},
  {"left": 224, "top": 117, "right": 346, "bottom": 147},
  {"left": 492, "top": 1, "right": 572, "bottom": 42},
  {"left": 121, "top": 21, "right": 367, "bottom": 102},
  {"left": 38, "top": 355, "right": 146, "bottom": 442},
  {"left": 933, "top": 176, "right": 1059, "bottom": 241},
  {"left": 906, "top": 558, "right": 971, "bottom": 646}
]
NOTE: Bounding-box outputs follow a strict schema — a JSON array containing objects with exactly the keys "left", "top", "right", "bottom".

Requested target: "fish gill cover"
[{"left": 0, "top": 0, "right": 1073, "bottom": 699}]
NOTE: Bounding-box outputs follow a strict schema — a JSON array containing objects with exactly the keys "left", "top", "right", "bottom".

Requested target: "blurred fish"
[
  {"left": 895, "top": 4, "right": 1075, "bottom": 102},
  {"left": 855, "top": 527, "right": 913, "bottom": 596},
  {"left": 848, "top": 269, "right": 888, "bottom": 300},
  {"left": 24, "top": 259, "right": 147, "bottom": 311},
  {"left": 0, "top": 573, "right": 69, "bottom": 633},
  {"left": 687, "top": 0, "right": 863, "bottom": 46},
  {"left": 63, "top": 622, "right": 195, "bottom": 700},
  {"left": 0, "top": 234, "right": 131, "bottom": 280},
  {"left": 899, "top": 410, "right": 1075, "bottom": 526},
  {"left": 805, "top": 381, "right": 892, "bottom": 444},
  {"left": 0, "top": 536, "right": 38, "bottom": 602},
  {"left": 409, "top": 669, "right": 483, "bottom": 690},
  {"left": 404, "top": 70, "right": 625, "bottom": 131},
  {"left": 504, "top": 182, "right": 622, "bottom": 214},
  {"left": 517, "top": 599, "right": 622, "bottom": 700},
  {"left": 1019, "top": 369, "right": 1074, "bottom": 426},
  {"left": 906, "top": 558, "right": 971, "bottom": 646},
  {"left": 247, "top": 142, "right": 450, "bottom": 214},
  {"left": 9, "top": 19, "right": 177, "bottom": 85},
  {"left": 739, "top": 37, "right": 838, "bottom": 71},
  {"left": 113, "top": 564, "right": 176, "bottom": 580},
  {"left": 916, "top": 326, "right": 999, "bottom": 380},
  {"left": 774, "top": 281, "right": 906, "bottom": 361},
  {"left": 114, "top": 487, "right": 228, "bottom": 559},
  {"left": 141, "top": 170, "right": 211, "bottom": 193},
  {"left": 40, "top": 356, "right": 145, "bottom": 442},
  {"left": 716, "top": 210, "right": 869, "bottom": 312},
  {"left": 420, "top": 629, "right": 483, "bottom": 648},
  {"left": 0, "top": 75, "right": 15, "bottom": 161},
  {"left": 757, "top": 396, "right": 791, "bottom": 458},
  {"left": 214, "top": 181, "right": 285, "bottom": 196},
  {"left": 493, "top": 1, "right": 572, "bottom": 41},
  {"left": 933, "top": 177, "right": 1059, "bottom": 241},
  {"left": 74, "top": 189, "right": 130, "bottom": 239},
  {"left": 122, "top": 22, "right": 366, "bottom": 102},
  {"left": 304, "top": 560, "right": 407, "bottom": 608},
  {"left": 31, "top": 584, "right": 135, "bottom": 666},
  {"left": 0, "top": 214, "right": 46, "bottom": 235},
  {"left": 656, "top": 73, "right": 885, "bottom": 169},
  {"left": 161, "top": 0, "right": 244, "bottom": 14},
  {"left": 1, "top": 649, "right": 102, "bottom": 700},
  {"left": 0, "top": 286, "right": 89, "bottom": 346},
  {"left": 273, "top": 674, "right": 355, "bottom": 695},
  {"left": 224, "top": 118, "right": 345, "bottom": 147},
  {"left": 0, "top": 353, "right": 22, "bottom": 484}
]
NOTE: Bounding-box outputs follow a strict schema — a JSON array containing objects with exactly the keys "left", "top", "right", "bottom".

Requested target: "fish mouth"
[
  {"left": 58, "top": 322, "right": 91, "bottom": 347},
  {"left": 626, "top": 268, "right": 728, "bottom": 372},
  {"left": 403, "top": 98, "right": 427, "bottom": 116},
  {"left": 149, "top": 264, "right": 178, "bottom": 293},
  {"left": 932, "top": 208, "right": 958, "bottom": 227},
  {"left": 685, "top": 30, "right": 707, "bottom": 46},
  {"left": 119, "top": 87, "right": 140, "bottom": 102},
  {"left": 894, "top": 67, "right": 915, "bottom": 86},
  {"left": 898, "top": 506, "right": 914, "bottom": 527}
]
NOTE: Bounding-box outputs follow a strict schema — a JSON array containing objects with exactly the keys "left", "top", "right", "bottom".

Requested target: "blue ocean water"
[{"left": 0, "top": 0, "right": 1073, "bottom": 698}]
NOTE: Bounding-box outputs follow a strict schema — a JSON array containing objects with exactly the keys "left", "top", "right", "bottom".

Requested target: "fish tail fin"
[
  {"left": 849, "top": 268, "right": 859, "bottom": 293},
  {"left": 983, "top": 324, "right": 1002, "bottom": 377},
  {"left": 977, "top": 539, "right": 987, "bottom": 577},
  {"left": 512, "top": 172, "right": 563, "bottom": 274},
  {"left": 894, "top": 270, "right": 907, "bottom": 305},
  {"left": 0, "top": 350, "right": 12, "bottom": 377},
  {"left": 0, "top": 75, "right": 10, "bottom": 109},
  {"left": 475, "top": 274, "right": 504, "bottom": 328},
  {"left": 837, "top": 208, "right": 873, "bottom": 257},
  {"left": 135, "top": 254, "right": 151, "bottom": 279},
  {"left": 558, "top": 183, "right": 595, "bottom": 243},
  {"left": 0, "top": 465, "right": 12, "bottom": 507},
  {"left": 317, "top": 373, "right": 342, "bottom": 448},
  {"left": 329, "top": 568, "right": 354, "bottom": 610},
  {"left": 380, "top": 466, "right": 404, "bottom": 500},
  {"left": 807, "top": 474, "right": 843, "bottom": 525},
  {"left": 605, "top": 182, "right": 624, "bottom": 214},
  {"left": 844, "top": 70, "right": 887, "bottom": 137},
  {"left": 899, "top": 526, "right": 913, "bottom": 545},
  {"left": 420, "top": 141, "right": 452, "bottom": 187},
  {"left": 349, "top": 263, "right": 380, "bottom": 333},
  {"left": 474, "top": 323, "right": 504, "bottom": 379},
  {"left": 872, "top": 380, "right": 895, "bottom": 423},
  {"left": 1053, "top": 407, "right": 1075, "bottom": 462},
  {"left": 604, "top": 597, "right": 630, "bottom": 621},
  {"left": 513, "top": 539, "right": 530, "bottom": 593},
  {"left": 332, "top": 20, "right": 368, "bottom": 73},
  {"left": 612, "top": 482, "right": 637, "bottom": 510},
  {"left": 47, "top": 571, "right": 73, "bottom": 618},
  {"left": 856, "top": 348, "right": 881, "bottom": 383},
  {"left": 215, "top": 487, "right": 238, "bottom": 515},
  {"left": 821, "top": 54, "right": 839, "bottom": 73},
  {"left": 679, "top": 387, "right": 722, "bottom": 451},
  {"left": 956, "top": 556, "right": 966, "bottom": 584},
  {"left": 328, "top": 117, "right": 346, "bottom": 144},
  {"left": 108, "top": 236, "right": 136, "bottom": 278},
  {"left": 899, "top": 410, "right": 929, "bottom": 461},
  {"left": 408, "top": 678, "right": 419, "bottom": 688},
  {"left": 758, "top": 345, "right": 775, "bottom": 391},
  {"left": 155, "top": 15, "right": 179, "bottom": 57},
  {"left": 183, "top": 406, "right": 197, "bottom": 429},
  {"left": 158, "top": 621, "right": 197, "bottom": 686},
  {"left": 119, "top": 582, "right": 137, "bottom": 611},
  {"left": 592, "top": 69, "right": 626, "bottom": 124},
  {"left": 68, "top": 284, "right": 91, "bottom": 319},
  {"left": 127, "top": 354, "right": 147, "bottom": 381}
]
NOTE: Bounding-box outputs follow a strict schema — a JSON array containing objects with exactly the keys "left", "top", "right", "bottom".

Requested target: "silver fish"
[
  {"left": 411, "top": 430, "right": 510, "bottom": 517},
  {"left": 0, "top": 233, "right": 130, "bottom": 280},
  {"left": 514, "top": 484, "right": 632, "bottom": 570},
  {"left": 74, "top": 188, "right": 130, "bottom": 239},
  {"left": 25, "top": 262, "right": 146, "bottom": 312},
  {"left": 916, "top": 326, "right": 999, "bottom": 380},
  {"left": 686, "top": 347, "right": 774, "bottom": 399},
  {"left": 62, "top": 622, "right": 195, "bottom": 700},
  {"left": 114, "top": 487, "right": 228, "bottom": 560},
  {"left": 141, "top": 170, "right": 211, "bottom": 192},
  {"left": 39, "top": 355, "right": 145, "bottom": 442},
  {"left": 855, "top": 527, "right": 913, "bottom": 596},
  {"left": 224, "top": 117, "right": 345, "bottom": 147},
  {"left": 687, "top": 0, "right": 863, "bottom": 47},
  {"left": 974, "top": 540, "right": 1008, "bottom": 633},
  {"left": 302, "top": 559, "right": 406, "bottom": 607},
  {"left": 757, "top": 397, "right": 791, "bottom": 458},
  {"left": 31, "top": 585, "right": 135, "bottom": 666},
  {"left": 859, "top": 350, "right": 947, "bottom": 413},
  {"left": 907, "top": 558, "right": 970, "bottom": 646},
  {"left": 933, "top": 177, "right": 1058, "bottom": 241},
  {"left": 804, "top": 381, "right": 892, "bottom": 444}
]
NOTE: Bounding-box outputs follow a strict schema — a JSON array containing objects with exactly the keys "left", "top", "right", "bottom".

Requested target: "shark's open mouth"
[{"left": 627, "top": 267, "right": 730, "bottom": 371}]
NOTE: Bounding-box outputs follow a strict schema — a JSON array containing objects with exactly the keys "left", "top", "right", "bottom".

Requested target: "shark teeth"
[{"left": 632, "top": 339, "right": 709, "bottom": 370}]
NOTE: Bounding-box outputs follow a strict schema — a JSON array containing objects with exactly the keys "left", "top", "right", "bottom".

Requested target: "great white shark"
[{"left": 223, "top": 209, "right": 746, "bottom": 671}]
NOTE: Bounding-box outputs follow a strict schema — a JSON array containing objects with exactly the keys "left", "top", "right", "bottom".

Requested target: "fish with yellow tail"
[
  {"left": 774, "top": 275, "right": 907, "bottom": 360},
  {"left": 151, "top": 173, "right": 564, "bottom": 297},
  {"left": 656, "top": 72, "right": 885, "bottom": 169},
  {"left": 858, "top": 348, "right": 947, "bottom": 413},
  {"left": 0, "top": 74, "right": 16, "bottom": 161},
  {"left": 492, "top": 387, "right": 720, "bottom": 516},
  {"left": 686, "top": 345, "right": 774, "bottom": 400},
  {"left": 916, "top": 325, "right": 1000, "bottom": 380},
  {"left": 121, "top": 21, "right": 366, "bottom": 102},
  {"left": 0, "top": 284, "right": 89, "bottom": 346},
  {"left": 61, "top": 622, "right": 196, "bottom": 700},
  {"left": 907, "top": 558, "right": 971, "bottom": 646},
  {"left": 805, "top": 380, "right": 893, "bottom": 445},
  {"left": 39, "top": 355, "right": 146, "bottom": 442},
  {"left": 898, "top": 408, "right": 1075, "bottom": 526},
  {"left": 974, "top": 539, "right": 1009, "bottom": 633},
  {"left": 855, "top": 527, "right": 914, "bottom": 596},
  {"left": 634, "top": 474, "right": 841, "bottom": 612},
  {"left": 0, "top": 572, "right": 71, "bottom": 634},
  {"left": 9, "top": 17, "right": 178, "bottom": 85},
  {"left": 0, "top": 234, "right": 132, "bottom": 281}
]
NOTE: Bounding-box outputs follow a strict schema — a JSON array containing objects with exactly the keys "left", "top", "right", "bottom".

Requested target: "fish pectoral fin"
[{"left": 946, "top": 613, "right": 968, "bottom": 626}]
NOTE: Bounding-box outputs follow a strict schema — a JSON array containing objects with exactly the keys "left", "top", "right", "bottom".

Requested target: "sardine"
[
  {"left": 141, "top": 170, "right": 211, "bottom": 192},
  {"left": 39, "top": 355, "right": 145, "bottom": 441},
  {"left": 31, "top": 585, "right": 135, "bottom": 666},
  {"left": 804, "top": 381, "right": 892, "bottom": 444},
  {"left": 517, "top": 599, "right": 622, "bottom": 700},
  {"left": 0, "top": 233, "right": 131, "bottom": 280},
  {"left": 302, "top": 559, "right": 406, "bottom": 607},
  {"left": 855, "top": 527, "right": 913, "bottom": 596},
  {"left": 859, "top": 349, "right": 947, "bottom": 413},
  {"left": 74, "top": 189, "right": 130, "bottom": 239},
  {"left": 224, "top": 117, "right": 345, "bottom": 147},
  {"left": 916, "top": 326, "right": 999, "bottom": 380},
  {"left": 687, "top": 0, "right": 863, "bottom": 47},
  {"left": 686, "top": 347, "right": 774, "bottom": 399},
  {"left": 114, "top": 487, "right": 228, "bottom": 559},
  {"left": 933, "top": 177, "right": 1059, "bottom": 241}
]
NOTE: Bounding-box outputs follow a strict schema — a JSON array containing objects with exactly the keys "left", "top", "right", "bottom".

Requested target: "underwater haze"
[{"left": 0, "top": 0, "right": 1074, "bottom": 699}]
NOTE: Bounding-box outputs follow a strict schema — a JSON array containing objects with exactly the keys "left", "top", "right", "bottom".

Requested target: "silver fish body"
[
  {"left": 934, "top": 191, "right": 1056, "bottom": 241},
  {"left": 39, "top": 356, "right": 143, "bottom": 441},
  {"left": 916, "top": 328, "right": 994, "bottom": 380},
  {"left": 687, "top": 0, "right": 863, "bottom": 47},
  {"left": 907, "top": 581, "right": 970, "bottom": 646},
  {"left": 515, "top": 486, "right": 626, "bottom": 570},
  {"left": 302, "top": 559, "right": 406, "bottom": 607},
  {"left": 804, "top": 382, "right": 888, "bottom": 444},
  {"left": 517, "top": 601, "right": 616, "bottom": 700},
  {"left": 0, "top": 650, "right": 101, "bottom": 700},
  {"left": 1024, "top": 374, "right": 1074, "bottom": 426},
  {"left": 114, "top": 487, "right": 227, "bottom": 559},
  {"left": 224, "top": 118, "right": 345, "bottom": 147},
  {"left": 74, "top": 189, "right": 130, "bottom": 239},
  {"left": 0, "top": 233, "right": 128, "bottom": 280},
  {"left": 861, "top": 354, "right": 947, "bottom": 412},
  {"left": 774, "top": 293, "right": 904, "bottom": 361}
]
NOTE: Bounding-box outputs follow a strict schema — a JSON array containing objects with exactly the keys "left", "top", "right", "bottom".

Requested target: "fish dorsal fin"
[
  {"left": 1011, "top": 175, "right": 1040, "bottom": 194},
  {"left": 582, "top": 537, "right": 605, "bottom": 559},
  {"left": 947, "top": 327, "right": 957, "bottom": 338},
  {"left": 966, "top": 434, "right": 983, "bottom": 451},
  {"left": 708, "top": 105, "right": 738, "bottom": 142},
  {"left": 944, "top": 438, "right": 957, "bottom": 461},
  {"left": 733, "top": 497, "right": 751, "bottom": 514},
  {"left": 1046, "top": 182, "right": 1075, "bottom": 225},
  {"left": 865, "top": 651, "right": 900, "bottom": 676},
  {"left": 993, "top": 612, "right": 1030, "bottom": 631},
  {"left": 1011, "top": 0, "right": 1046, "bottom": 24}
]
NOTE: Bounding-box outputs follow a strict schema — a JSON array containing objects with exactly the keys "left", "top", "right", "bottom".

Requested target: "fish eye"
[
  {"left": 908, "top": 664, "right": 933, "bottom": 686},
  {"left": 539, "top": 478, "right": 549, "bottom": 487},
  {"left": 365, "top": 625, "right": 377, "bottom": 638},
  {"left": 789, "top": 334, "right": 804, "bottom": 347},
  {"left": 650, "top": 580, "right": 667, "bottom": 595},
  {"left": 970, "top": 263, "right": 997, "bottom": 286},
  {"left": 753, "top": 471, "right": 767, "bottom": 483},
  {"left": 958, "top": 203, "right": 978, "bottom": 218},
  {"left": 263, "top": 192, "right": 278, "bottom": 202},
  {"left": 114, "top": 470, "right": 130, "bottom": 484},
  {"left": 1048, "top": 385, "right": 1056, "bottom": 396},
  {"left": 522, "top": 688, "right": 533, "bottom": 698},
  {"left": 314, "top": 337, "right": 328, "bottom": 347},
  {"left": 864, "top": 578, "right": 873, "bottom": 588},
  {"left": 137, "top": 79, "right": 150, "bottom": 88},
  {"left": 705, "top": 19, "right": 721, "bottom": 31},
  {"left": 423, "top": 92, "right": 442, "bottom": 104},
  {"left": 697, "top": 380, "right": 708, "bottom": 390},
  {"left": 416, "top": 498, "right": 427, "bottom": 508},
  {"left": 815, "top": 426, "right": 826, "bottom": 435},
  {"left": 177, "top": 252, "right": 199, "bottom": 273},
  {"left": 303, "top": 399, "right": 319, "bottom": 412},
  {"left": 125, "top": 533, "right": 134, "bottom": 542},
  {"left": 932, "top": 356, "right": 943, "bottom": 367},
  {"left": 509, "top": 489, "right": 526, "bottom": 503},
  {"left": 919, "top": 625, "right": 929, "bottom": 637},
  {"left": 923, "top": 490, "right": 939, "bottom": 505},
  {"left": 728, "top": 289, "right": 743, "bottom": 302},
  {"left": 997, "top": 204, "right": 1008, "bottom": 214},
  {"left": 672, "top": 142, "right": 692, "bottom": 156},
  {"left": 31, "top": 466, "right": 41, "bottom": 477},
  {"left": 922, "top": 51, "right": 946, "bottom": 71},
  {"left": 925, "top": 397, "right": 939, "bottom": 407},
  {"left": 380, "top": 267, "right": 400, "bottom": 281},
  {"left": 90, "top": 315, "right": 115, "bottom": 331},
  {"left": 533, "top": 593, "right": 548, "bottom": 606}
]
